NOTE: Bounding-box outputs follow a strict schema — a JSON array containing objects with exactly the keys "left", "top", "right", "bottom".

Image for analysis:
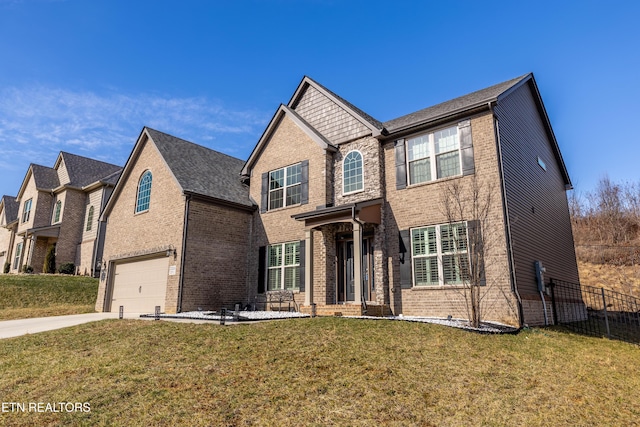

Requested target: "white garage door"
[{"left": 111, "top": 257, "right": 169, "bottom": 313}]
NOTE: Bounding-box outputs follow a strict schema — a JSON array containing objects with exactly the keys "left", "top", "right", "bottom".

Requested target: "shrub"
[
  {"left": 58, "top": 263, "right": 75, "bottom": 275},
  {"left": 3, "top": 262, "right": 9, "bottom": 274},
  {"left": 22, "top": 265, "right": 33, "bottom": 274},
  {"left": 43, "top": 245, "right": 56, "bottom": 274}
]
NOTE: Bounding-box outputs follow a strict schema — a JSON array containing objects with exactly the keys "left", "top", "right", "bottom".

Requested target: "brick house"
[
  {"left": 8, "top": 152, "right": 122, "bottom": 275},
  {"left": 95, "top": 127, "right": 254, "bottom": 314},
  {"left": 0, "top": 195, "right": 19, "bottom": 272},
  {"left": 241, "top": 73, "right": 579, "bottom": 326}
]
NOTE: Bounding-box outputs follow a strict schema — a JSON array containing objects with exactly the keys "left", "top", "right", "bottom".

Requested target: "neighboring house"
[
  {"left": 11, "top": 152, "right": 122, "bottom": 275},
  {"left": 0, "top": 196, "right": 19, "bottom": 271},
  {"left": 241, "top": 73, "right": 579, "bottom": 326},
  {"left": 94, "top": 127, "right": 254, "bottom": 314}
]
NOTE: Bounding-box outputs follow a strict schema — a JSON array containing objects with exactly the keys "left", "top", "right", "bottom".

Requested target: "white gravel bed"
[{"left": 140, "top": 310, "right": 517, "bottom": 333}]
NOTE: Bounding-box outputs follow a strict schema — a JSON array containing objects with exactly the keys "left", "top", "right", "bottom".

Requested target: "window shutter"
[
  {"left": 459, "top": 120, "right": 475, "bottom": 176},
  {"left": 258, "top": 246, "right": 266, "bottom": 294},
  {"left": 260, "top": 172, "right": 269, "bottom": 213},
  {"left": 394, "top": 140, "right": 407, "bottom": 189},
  {"left": 399, "top": 230, "right": 412, "bottom": 289},
  {"left": 300, "top": 160, "right": 309, "bottom": 205},
  {"left": 298, "top": 240, "right": 305, "bottom": 292},
  {"left": 467, "top": 220, "right": 486, "bottom": 286}
]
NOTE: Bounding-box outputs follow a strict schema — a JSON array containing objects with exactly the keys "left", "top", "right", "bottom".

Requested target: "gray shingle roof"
[
  {"left": 30, "top": 164, "right": 60, "bottom": 190},
  {"left": 145, "top": 128, "right": 252, "bottom": 208},
  {"left": 1, "top": 195, "right": 18, "bottom": 223},
  {"left": 60, "top": 152, "right": 122, "bottom": 188},
  {"left": 383, "top": 74, "right": 530, "bottom": 133}
]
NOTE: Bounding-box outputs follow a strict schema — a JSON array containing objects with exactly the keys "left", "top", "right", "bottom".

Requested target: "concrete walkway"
[{"left": 0, "top": 312, "right": 141, "bottom": 339}]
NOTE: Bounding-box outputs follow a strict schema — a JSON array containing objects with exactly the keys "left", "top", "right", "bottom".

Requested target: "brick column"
[
  {"left": 353, "top": 221, "right": 362, "bottom": 305},
  {"left": 304, "top": 228, "right": 314, "bottom": 306}
]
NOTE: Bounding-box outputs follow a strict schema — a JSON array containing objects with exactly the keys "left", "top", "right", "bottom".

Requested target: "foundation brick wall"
[
  {"left": 181, "top": 200, "right": 252, "bottom": 311},
  {"left": 383, "top": 112, "right": 520, "bottom": 326},
  {"left": 96, "top": 136, "right": 185, "bottom": 313}
]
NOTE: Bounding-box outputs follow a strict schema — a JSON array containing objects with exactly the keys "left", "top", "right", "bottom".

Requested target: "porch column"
[
  {"left": 353, "top": 221, "right": 363, "bottom": 305},
  {"left": 304, "top": 228, "right": 314, "bottom": 306}
]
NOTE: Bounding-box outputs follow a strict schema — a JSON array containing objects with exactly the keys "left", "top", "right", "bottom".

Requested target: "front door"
[{"left": 337, "top": 237, "right": 375, "bottom": 303}]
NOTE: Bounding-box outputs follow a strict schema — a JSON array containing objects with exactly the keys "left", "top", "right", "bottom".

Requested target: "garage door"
[{"left": 110, "top": 257, "right": 169, "bottom": 313}]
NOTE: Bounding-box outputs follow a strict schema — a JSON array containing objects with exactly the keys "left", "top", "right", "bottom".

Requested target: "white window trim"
[
  {"left": 268, "top": 163, "right": 301, "bottom": 211},
  {"left": 342, "top": 150, "right": 365, "bottom": 195},
  {"left": 22, "top": 198, "right": 32, "bottom": 223},
  {"left": 135, "top": 170, "right": 152, "bottom": 214},
  {"left": 266, "top": 241, "right": 301, "bottom": 291},
  {"left": 411, "top": 222, "right": 469, "bottom": 287},
  {"left": 53, "top": 200, "right": 62, "bottom": 224},
  {"left": 405, "top": 125, "right": 463, "bottom": 186}
]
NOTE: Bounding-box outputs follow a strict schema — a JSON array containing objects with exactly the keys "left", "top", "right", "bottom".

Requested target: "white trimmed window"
[
  {"left": 21, "top": 198, "right": 32, "bottom": 223},
  {"left": 407, "top": 125, "right": 461, "bottom": 185},
  {"left": 343, "top": 150, "right": 364, "bottom": 194},
  {"left": 411, "top": 222, "right": 469, "bottom": 286},
  {"left": 267, "top": 241, "right": 300, "bottom": 291},
  {"left": 86, "top": 206, "right": 94, "bottom": 231},
  {"left": 135, "top": 171, "right": 152, "bottom": 213},
  {"left": 53, "top": 200, "right": 62, "bottom": 223},
  {"left": 269, "top": 163, "right": 301, "bottom": 210},
  {"left": 13, "top": 242, "right": 22, "bottom": 270}
]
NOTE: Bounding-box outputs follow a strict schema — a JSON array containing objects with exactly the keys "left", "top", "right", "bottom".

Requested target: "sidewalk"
[{"left": 0, "top": 312, "right": 137, "bottom": 339}]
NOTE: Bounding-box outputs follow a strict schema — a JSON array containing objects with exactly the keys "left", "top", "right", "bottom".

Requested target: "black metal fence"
[{"left": 549, "top": 279, "right": 640, "bottom": 345}]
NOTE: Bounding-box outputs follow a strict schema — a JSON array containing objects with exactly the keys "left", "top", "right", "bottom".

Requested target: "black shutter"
[
  {"left": 459, "top": 120, "right": 475, "bottom": 176},
  {"left": 394, "top": 139, "right": 407, "bottom": 189},
  {"left": 260, "top": 172, "right": 269, "bottom": 213},
  {"left": 258, "top": 246, "right": 266, "bottom": 294},
  {"left": 399, "top": 230, "right": 412, "bottom": 289},
  {"left": 298, "top": 240, "right": 305, "bottom": 292},
  {"left": 467, "top": 221, "right": 486, "bottom": 286},
  {"left": 300, "top": 160, "right": 309, "bottom": 205}
]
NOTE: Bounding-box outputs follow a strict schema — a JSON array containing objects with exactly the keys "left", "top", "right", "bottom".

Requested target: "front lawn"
[
  {"left": 0, "top": 317, "right": 638, "bottom": 426},
  {"left": 0, "top": 274, "right": 98, "bottom": 320}
]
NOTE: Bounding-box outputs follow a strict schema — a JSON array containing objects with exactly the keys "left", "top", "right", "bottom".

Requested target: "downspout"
[
  {"left": 490, "top": 102, "right": 524, "bottom": 328},
  {"left": 177, "top": 194, "right": 191, "bottom": 313}
]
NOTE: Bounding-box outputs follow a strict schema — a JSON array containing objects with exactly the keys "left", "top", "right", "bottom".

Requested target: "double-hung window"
[
  {"left": 267, "top": 241, "right": 300, "bottom": 291},
  {"left": 407, "top": 125, "right": 461, "bottom": 185},
  {"left": 86, "top": 206, "right": 94, "bottom": 231},
  {"left": 13, "top": 242, "right": 22, "bottom": 270},
  {"left": 411, "top": 222, "right": 469, "bottom": 286},
  {"left": 21, "top": 199, "right": 32, "bottom": 223},
  {"left": 269, "top": 163, "right": 301, "bottom": 210}
]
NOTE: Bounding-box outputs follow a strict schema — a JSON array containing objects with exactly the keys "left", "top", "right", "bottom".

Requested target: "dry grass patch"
[
  {"left": 578, "top": 260, "right": 640, "bottom": 297},
  {"left": 0, "top": 318, "right": 639, "bottom": 426},
  {"left": 0, "top": 275, "right": 98, "bottom": 320}
]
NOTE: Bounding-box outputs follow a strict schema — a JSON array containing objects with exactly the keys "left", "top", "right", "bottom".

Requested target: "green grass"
[
  {"left": 0, "top": 274, "right": 98, "bottom": 320},
  {"left": 0, "top": 318, "right": 638, "bottom": 426}
]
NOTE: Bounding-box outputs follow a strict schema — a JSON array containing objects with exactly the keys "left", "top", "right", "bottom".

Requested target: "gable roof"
[
  {"left": 384, "top": 74, "right": 530, "bottom": 133},
  {"left": 241, "top": 104, "right": 337, "bottom": 176},
  {"left": 55, "top": 152, "right": 122, "bottom": 188},
  {"left": 0, "top": 195, "right": 19, "bottom": 224},
  {"left": 145, "top": 128, "right": 252, "bottom": 208},
  {"left": 289, "top": 76, "right": 384, "bottom": 135},
  {"left": 16, "top": 163, "right": 60, "bottom": 200}
]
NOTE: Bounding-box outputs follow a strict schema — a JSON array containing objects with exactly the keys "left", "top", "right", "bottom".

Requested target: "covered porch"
[{"left": 292, "top": 198, "right": 390, "bottom": 316}]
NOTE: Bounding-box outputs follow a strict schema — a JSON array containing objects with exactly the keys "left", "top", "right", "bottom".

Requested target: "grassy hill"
[
  {"left": 0, "top": 274, "right": 98, "bottom": 320},
  {"left": 0, "top": 317, "right": 638, "bottom": 426}
]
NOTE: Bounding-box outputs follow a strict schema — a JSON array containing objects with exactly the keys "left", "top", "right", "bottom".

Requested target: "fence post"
[
  {"left": 601, "top": 288, "right": 611, "bottom": 338},
  {"left": 550, "top": 279, "right": 558, "bottom": 325}
]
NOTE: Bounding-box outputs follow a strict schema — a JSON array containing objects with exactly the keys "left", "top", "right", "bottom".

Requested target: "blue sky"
[{"left": 0, "top": 0, "right": 638, "bottom": 199}]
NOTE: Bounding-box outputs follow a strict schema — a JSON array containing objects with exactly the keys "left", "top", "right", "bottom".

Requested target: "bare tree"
[{"left": 440, "top": 174, "right": 515, "bottom": 327}]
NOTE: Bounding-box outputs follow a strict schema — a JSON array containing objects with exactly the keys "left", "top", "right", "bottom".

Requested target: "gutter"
[
  {"left": 177, "top": 194, "right": 191, "bottom": 313},
  {"left": 491, "top": 102, "right": 524, "bottom": 328}
]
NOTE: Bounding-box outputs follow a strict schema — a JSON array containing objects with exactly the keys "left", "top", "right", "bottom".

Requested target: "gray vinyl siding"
[
  {"left": 293, "top": 85, "right": 371, "bottom": 144},
  {"left": 494, "top": 82, "right": 579, "bottom": 296}
]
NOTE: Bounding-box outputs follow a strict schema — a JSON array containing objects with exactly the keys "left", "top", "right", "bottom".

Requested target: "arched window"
[
  {"left": 343, "top": 151, "right": 363, "bottom": 194},
  {"left": 135, "top": 171, "right": 152, "bottom": 213},
  {"left": 86, "top": 206, "right": 94, "bottom": 231},
  {"left": 53, "top": 200, "right": 62, "bottom": 223}
]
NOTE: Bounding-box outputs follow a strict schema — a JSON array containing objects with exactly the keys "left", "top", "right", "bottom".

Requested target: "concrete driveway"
[{"left": 0, "top": 312, "right": 142, "bottom": 339}]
